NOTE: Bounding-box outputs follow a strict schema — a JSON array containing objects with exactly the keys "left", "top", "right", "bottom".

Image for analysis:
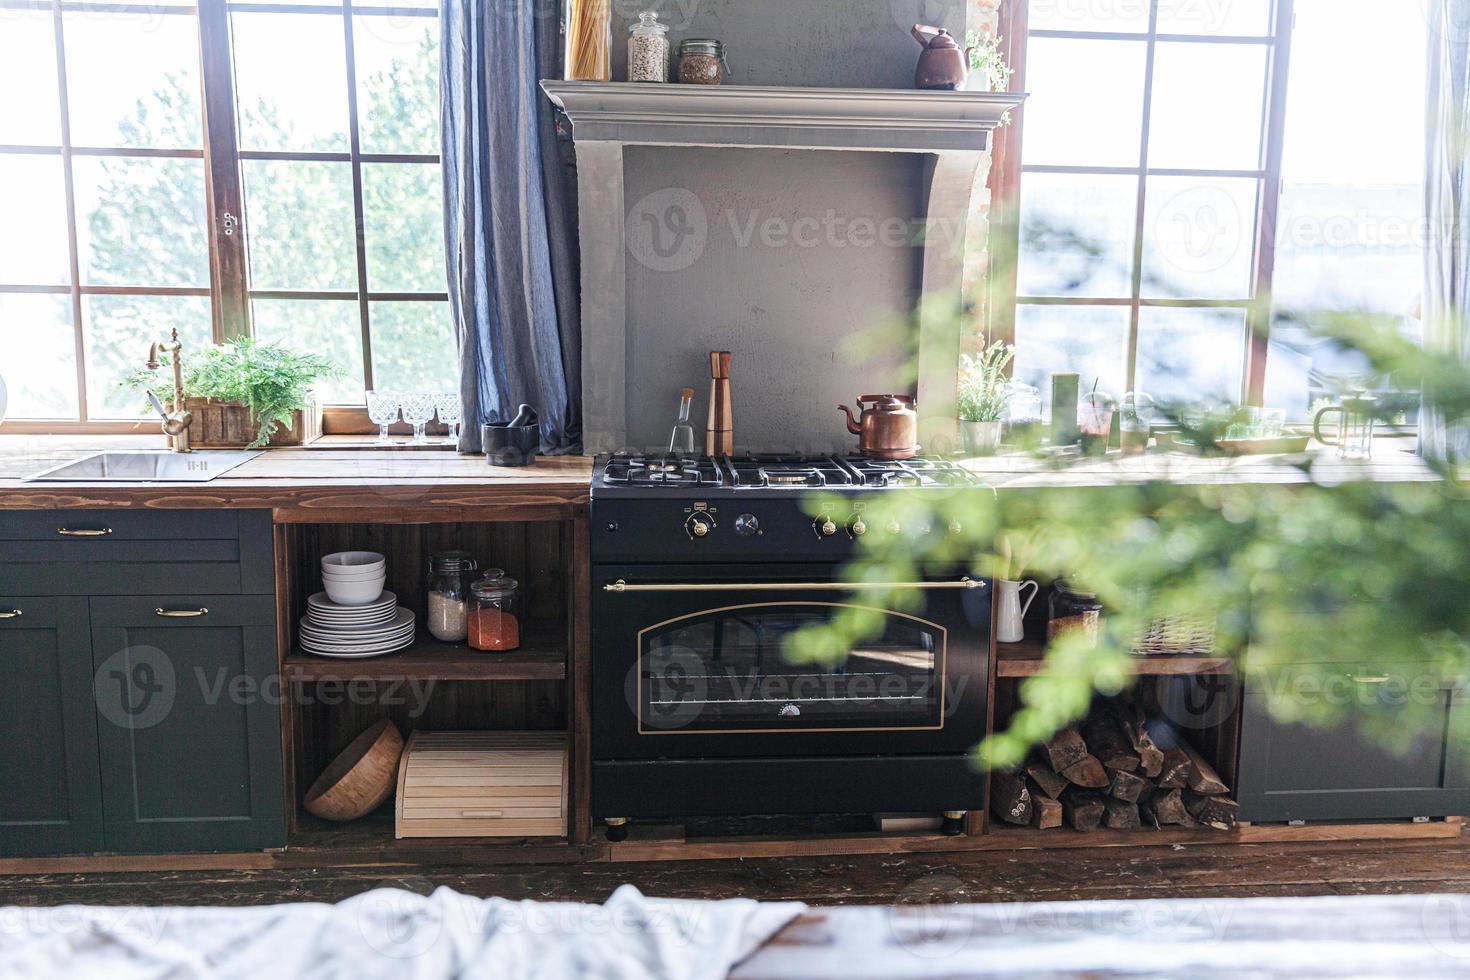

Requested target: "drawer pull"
[
  {"left": 460, "top": 810, "right": 504, "bottom": 818},
  {"left": 155, "top": 607, "right": 209, "bottom": 618},
  {"left": 57, "top": 527, "right": 113, "bottom": 537},
  {"left": 1348, "top": 674, "right": 1392, "bottom": 685},
  {"left": 0, "top": 609, "right": 20, "bottom": 619}
]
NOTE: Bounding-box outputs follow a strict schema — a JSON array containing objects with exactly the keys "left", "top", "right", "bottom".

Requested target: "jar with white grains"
[
  {"left": 627, "top": 11, "right": 669, "bottom": 83},
  {"left": 426, "top": 551, "right": 485, "bottom": 643}
]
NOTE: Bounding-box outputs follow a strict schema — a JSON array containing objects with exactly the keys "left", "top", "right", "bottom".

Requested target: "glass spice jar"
[
  {"left": 627, "top": 10, "right": 670, "bottom": 82},
  {"left": 426, "top": 551, "right": 484, "bottom": 642},
  {"left": 677, "top": 38, "right": 729, "bottom": 85},
  {"left": 1047, "top": 579, "right": 1103, "bottom": 646},
  {"left": 468, "top": 574, "right": 522, "bottom": 652}
]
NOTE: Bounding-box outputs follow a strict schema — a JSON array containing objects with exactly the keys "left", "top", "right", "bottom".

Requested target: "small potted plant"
[
  {"left": 957, "top": 340, "right": 1015, "bottom": 455},
  {"left": 123, "top": 337, "right": 340, "bottom": 449},
  {"left": 965, "top": 31, "right": 1014, "bottom": 93}
]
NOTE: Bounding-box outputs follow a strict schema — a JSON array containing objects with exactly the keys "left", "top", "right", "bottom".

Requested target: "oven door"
[{"left": 592, "top": 564, "right": 989, "bottom": 759}]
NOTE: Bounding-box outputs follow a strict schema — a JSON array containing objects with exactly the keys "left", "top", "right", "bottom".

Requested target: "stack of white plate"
[{"left": 300, "top": 591, "right": 416, "bottom": 658}]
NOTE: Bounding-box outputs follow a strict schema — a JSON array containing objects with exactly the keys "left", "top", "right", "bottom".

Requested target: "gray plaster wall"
[
  {"left": 610, "top": 0, "right": 969, "bottom": 89},
  {"left": 599, "top": 0, "right": 969, "bottom": 453},
  {"left": 621, "top": 145, "right": 924, "bottom": 453}
]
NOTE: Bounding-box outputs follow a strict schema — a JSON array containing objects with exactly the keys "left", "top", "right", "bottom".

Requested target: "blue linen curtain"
[
  {"left": 1421, "top": 0, "right": 1470, "bottom": 461},
  {"left": 441, "top": 0, "right": 582, "bottom": 453}
]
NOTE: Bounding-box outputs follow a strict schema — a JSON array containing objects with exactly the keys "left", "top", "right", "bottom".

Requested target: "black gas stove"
[{"left": 589, "top": 452, "right": 992, "bottom": 840}]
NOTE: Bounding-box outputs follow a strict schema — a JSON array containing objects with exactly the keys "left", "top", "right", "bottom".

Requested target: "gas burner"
[
  {"left": 594, "top": 452, "right": 983, "bottom": 495},
  {"left": 602, "top": 454, "right": 724, "bottom": 488}
]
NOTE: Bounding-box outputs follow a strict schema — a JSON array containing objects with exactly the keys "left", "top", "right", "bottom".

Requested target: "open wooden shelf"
[
  {"left": 996, "top": 636, "right": 1234, "bottom": 678},
  {"left": 283, "top": 619, "right": 567, "bottom": 682}
]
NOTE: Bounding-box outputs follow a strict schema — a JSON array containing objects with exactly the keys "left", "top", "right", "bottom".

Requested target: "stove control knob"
[
  {"left": 734, "top": 513, "right": 760, "bottom": 537},
  {"left": 886, "top": 520, "right": 902, "bottom": 535},
  {"left": 687, "top": 514, "right": 713, "bottom": 538},
  {"left": 949, "top": 520, "right": 963, "bottom": 536},
  {"left": 849, "top": 517, "right": 867, "bottom": 537},
  {"left": 816, "top": 517, "right": 838, "bottom": 538}
]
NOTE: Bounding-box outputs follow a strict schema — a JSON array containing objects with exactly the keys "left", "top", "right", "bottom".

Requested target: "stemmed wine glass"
[
  {"left": 434, "top": 391, "right": 463, "bottom": 444},
  {"left": 365, "top": 390, "right": 400, "bottom": 443},
  {"left": 400, "top": 392, "right": 438, "bottom": 444}
]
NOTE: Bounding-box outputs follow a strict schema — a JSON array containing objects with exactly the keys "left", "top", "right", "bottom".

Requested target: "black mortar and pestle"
[{"left": 483, "top": 403, "right": 540, "bottom": 467}]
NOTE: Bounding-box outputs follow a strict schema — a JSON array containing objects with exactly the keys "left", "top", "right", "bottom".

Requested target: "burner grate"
[{"left": 599, "top": 453, "right": 982, "bottom": 490}]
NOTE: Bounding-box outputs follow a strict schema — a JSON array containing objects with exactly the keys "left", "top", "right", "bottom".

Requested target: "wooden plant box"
[
  {"left": 184, "top": 396, "right": 322, "bottom": 448},
  {"left": 395, "top": 731, "right": 568, "bottom": 839}
]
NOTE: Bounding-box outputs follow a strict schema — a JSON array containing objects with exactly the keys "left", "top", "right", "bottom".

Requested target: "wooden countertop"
[
  {"left": 0, "top": 436, "right": 592, "bottom": 521},
  {"left": 0, "top": 435, "right": 1439, "bottom": 521}
]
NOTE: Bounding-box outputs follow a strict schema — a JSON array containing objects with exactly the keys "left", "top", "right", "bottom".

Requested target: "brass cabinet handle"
[
  {"left": 0, "top": 609, "right": 20, "bottom": 619},
  {"left": 1348, "top": 673, "right": 1392, "bottom": 685},
  {"left": 57, "top": 527, "right": 113, "bottom": 537},
  {"left": 603, "top": 578, "right": 985, "bottom": 593},
  {"left": 155, "top": 607, "right": 209, "bottom": 618}
]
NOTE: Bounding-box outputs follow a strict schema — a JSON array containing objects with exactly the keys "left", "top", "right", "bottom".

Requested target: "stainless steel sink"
[{"left": 25, "top": 450, "right": 261, "bottom": 483}]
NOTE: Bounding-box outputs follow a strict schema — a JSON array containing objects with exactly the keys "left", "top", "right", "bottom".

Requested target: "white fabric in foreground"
[{"left": 0, "top": 884, "right": 805, "bottom": 980}]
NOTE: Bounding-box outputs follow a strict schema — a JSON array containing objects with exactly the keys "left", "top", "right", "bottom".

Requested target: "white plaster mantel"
[{"left": 540, "top": 81, "right": 1027, "bottom": 453}]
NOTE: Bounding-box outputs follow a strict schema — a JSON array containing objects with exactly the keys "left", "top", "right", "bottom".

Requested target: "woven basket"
[{"left": 1131, "top": 613, "right": 1217, "bottom": 656}]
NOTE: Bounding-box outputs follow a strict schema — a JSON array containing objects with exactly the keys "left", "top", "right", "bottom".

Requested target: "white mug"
[{"left": 996, "top": 579, "right": 1039, "bottom": 644}]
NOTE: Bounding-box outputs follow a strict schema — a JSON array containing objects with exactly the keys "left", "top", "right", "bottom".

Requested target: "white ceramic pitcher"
[{"left": 996, "top": 579, "right": 1039, "bottom": 644}]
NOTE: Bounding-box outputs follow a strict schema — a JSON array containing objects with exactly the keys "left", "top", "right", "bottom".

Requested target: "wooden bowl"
[{"left": 304, "top": 719, "right": 405, "bottom": 822}]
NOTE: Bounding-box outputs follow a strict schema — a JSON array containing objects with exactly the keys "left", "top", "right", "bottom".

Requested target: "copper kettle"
[
  {"left": 912, "top": 24, "right": 975, "bottom": 91},
  {"left": 839, "top": 395, "right": 919, "bottom": 460}
]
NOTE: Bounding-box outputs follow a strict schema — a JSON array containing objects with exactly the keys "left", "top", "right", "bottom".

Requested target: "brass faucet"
[{"left": 145, "top": 329, "right": 193, "bottom": 453}]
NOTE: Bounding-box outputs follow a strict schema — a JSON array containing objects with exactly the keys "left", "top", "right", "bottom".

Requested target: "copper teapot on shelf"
[
  {"left": 911, "top": 24, "right": 975, "bottom": 91},
  {"left": 839, "top": 395, "right": 919, "bottom": 460}
]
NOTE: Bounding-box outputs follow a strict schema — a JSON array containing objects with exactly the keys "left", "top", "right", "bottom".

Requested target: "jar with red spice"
[{"left": 468, "top": 574, "right": 521, "bottom": 652}]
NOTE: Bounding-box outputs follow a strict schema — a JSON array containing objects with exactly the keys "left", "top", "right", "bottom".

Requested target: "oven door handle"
[{"left": 602, "top": 578, "right": 986, "bottom": 593}]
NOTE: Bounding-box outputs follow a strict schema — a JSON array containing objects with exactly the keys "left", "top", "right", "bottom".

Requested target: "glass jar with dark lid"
[
  {"left": 468, "top": 574, "right": 522, "bottom": 652},
  {"left": 1047, "top": 579, "right": 1103, "bottom": 646},
  {"left": 425, "top": 551, "right": 486, "bottom": 642},
  {"left": 677, "top": 38, "right": 729, "bottom": 84}
]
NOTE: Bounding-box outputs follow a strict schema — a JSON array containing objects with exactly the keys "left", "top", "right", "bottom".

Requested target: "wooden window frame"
[
  {"left": 989, "top": 0, "right": 1295, "bottom": 406},
  {"left": 0, "top": 0, "right": 446, "bottom": 434}
]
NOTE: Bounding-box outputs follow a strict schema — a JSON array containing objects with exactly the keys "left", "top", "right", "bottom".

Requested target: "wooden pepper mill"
[{"left": 706, "top": 350, "right": 733, "bottom": 456}]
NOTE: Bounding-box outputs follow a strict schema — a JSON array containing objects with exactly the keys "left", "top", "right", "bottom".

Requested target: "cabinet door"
[
  {"left": 89, "top": 595, "right": 285, "bottom": 853},
  {"left": 0, "top": 597, "right": 103, "bottom": 856},
  {"left": 1236, "top": 660, "right": 1470, "bottom": 822}
]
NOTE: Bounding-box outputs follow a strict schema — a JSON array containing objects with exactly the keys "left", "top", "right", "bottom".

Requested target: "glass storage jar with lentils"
[
  {"left": 627, "top": 11, "right": 669, "bottom": 82},
  {"left": 677, "top": 38, "right": 728, "bottom": 84}
]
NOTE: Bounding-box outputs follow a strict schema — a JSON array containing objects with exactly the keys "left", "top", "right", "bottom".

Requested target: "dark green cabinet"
[
  {"left": 0, "top": 598, "right": 104, "bottom": 856},
  {"left": 1237, "top": 660, "right": 1470, "bottom": 823},
  {"left": 0, "top": 509, "right": 285, "bottom": 858},
  {"left": 90, "top": 595, "right": 285, "bottom": 853}
]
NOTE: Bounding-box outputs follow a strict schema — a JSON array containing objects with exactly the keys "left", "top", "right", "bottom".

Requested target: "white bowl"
[
  {"left": 323, "top": 576, "right": 388, "bottom": 606},
  {"left": 322, "top": 551, "right": 386, "bottom": 574},
  {"left": 322, "top": 564, "right": 387, "bottom": 581}
]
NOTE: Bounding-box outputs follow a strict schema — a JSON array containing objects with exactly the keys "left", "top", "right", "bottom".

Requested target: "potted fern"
[
  {"left": 123, "top": 338, "right": 340, "bottom": 449},
  {"left": 957, "top": 340, "right": 1015, "bottom": 455}
]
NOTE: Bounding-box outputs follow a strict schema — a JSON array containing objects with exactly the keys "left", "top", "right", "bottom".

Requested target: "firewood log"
[
  {"left": 1042, "top": 726, "right": 1090, "bottom": 773},
  {"left": 1141, "top": 787, "right": 1194, "bottom": 827},
  {"left": 1175, "top": 739, "right": 1228, "bottom": 795},
  {"left": 1119, "top": 702, "right": 1165, "bottom": 778},
  {"left": 990, "top": 769, "right": 1033, "bottom": 826},
  {"left": 1062, "top": 788, "right": 1106, "bottom": 832},
  {"left": 1026, "top": 761, "right": 1070, "bottom": 801},
  {"left": 1106, "top": 767, "right": 1150, "bottom": 804},
  {"left": 1184, "top": 791, "right": 1239, "bottom": 830},
  {"left": 1025, "top": 778, "right": 1063, "bottom": 830},
  {"left": 1081, "top": 709, "right": 1140, "bottom": 773},
  {"left": 1059, "top": 754, "right": 1110, "bottom": 789},
  {"left": 1102, "top": 797, "right": 1141, "bottom": 830}
]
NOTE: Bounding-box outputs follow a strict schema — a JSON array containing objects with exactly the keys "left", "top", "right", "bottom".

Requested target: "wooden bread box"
[
  {"left": 184, "top": 396, "right": 322, "bottom": 448},
  {"left": 395, "top": 731, "right": 568, "bottom": 839}
]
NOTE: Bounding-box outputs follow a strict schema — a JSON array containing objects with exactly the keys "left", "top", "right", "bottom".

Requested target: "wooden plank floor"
[{"left": 5, "top": 831, "right": 1470, "bottom": 908}]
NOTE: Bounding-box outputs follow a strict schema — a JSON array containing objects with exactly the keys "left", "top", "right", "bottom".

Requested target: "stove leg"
[
  {"left": 941, "top": 810, "right": 965, "bottom": 836},
  {"left": 604, "top": 817, "right": 630, "bottom": 842}
]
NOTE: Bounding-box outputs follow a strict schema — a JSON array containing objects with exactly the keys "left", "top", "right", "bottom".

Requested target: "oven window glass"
[{"left": 638, "top": 604, "right": 946, "bottom": 734}]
